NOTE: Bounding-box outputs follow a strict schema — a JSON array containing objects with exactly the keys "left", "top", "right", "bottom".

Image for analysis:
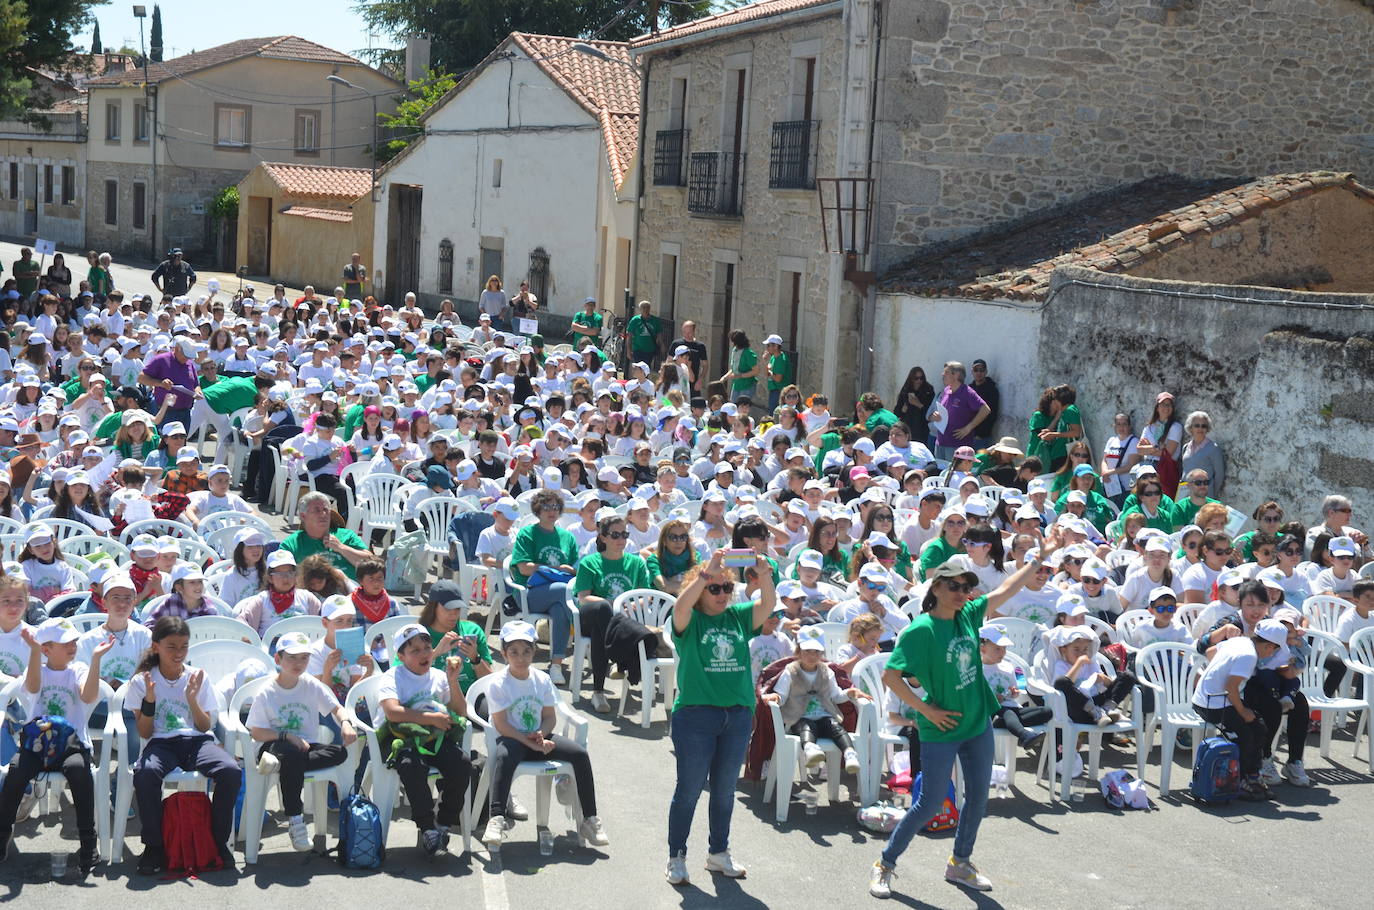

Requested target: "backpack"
[
  {"left": 384, "top": 531, "right": 429, "bottom": 591},
  {"left": 19, "top": 716, "right": 78, "bottom": 771},
  {"left": 334, "top": 787, "right": 385, "bottom": 869},
  {"left": 162, "top": 791, "right": 223, "bottom": 875},
  {"left": 912, "top": 773, "right": 959, "bottom": 833},
  {"left": 1190, "top": 736, "right": 1241, "bottom": 803}
]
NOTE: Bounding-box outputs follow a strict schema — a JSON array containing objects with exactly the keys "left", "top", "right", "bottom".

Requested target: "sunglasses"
[
  {"left": 704, "top": 583, "right": 731, "bottom": 596},
  {"left": 945, "top": 518, "right": 967, "bottom": 527},
  {"left": 269, "top": 567, "right": 295, "bottom": 576},
  {"left": 1082, "top": 576, "right": 1104, "bottom": 584},
  {"left": 1279, "top": 547, "right": 1301, "bottom": 556},
  {"left": 1334, "top": 507, "right": 1353, "bottom": 513},
  {"left": 666, "top": 533, "right": 689, "bottom": 543},
  {"left": 943, "top": 581, "right": 974, "bottom": 593},
  {"left": 961, "top": 539, "right": 993, "bottom": 549},
  {"left": 1184, "top": 541, "right": 1198, "bottom": 549},
  {"left": 1260, "top": 515, "right": 1282, "bottom": 523},
  {"left": 1190, "top": 479, "right": 1209, "bottom": 486},
  {"left": 1153, "top": 604, "right": 1178, "bottom": 613},
  {"left": 1209, "top": 547, "right": 1233, "bottom": 556},
  {"left": 1335, "top": 554, "right": 1355, "bottom": 561},
  {"left": 1141, "top": 490, "right": 1162, "bottom": 497},
  {"left": 605, "top": 531, "right": 629, "bottom": 540},
  {"left": 1066, "top": 557, "right": 1086, "bottom": 565},
  {"left": 862, "top": 580, "right": 888, "bottom": 592}
]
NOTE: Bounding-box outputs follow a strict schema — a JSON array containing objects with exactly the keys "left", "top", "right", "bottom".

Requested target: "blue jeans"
[
  {"left": 933, "top": 444, "right": 957, "bottom": 461},
  {"left": 525, "top": 582, "right": 573, "bottom": 658},
  {"left": 880, "top": 720, "right": 994, "bottom": 868},
  {"left": 767, "top": 388, "right": 780, "bottom": 412},
  {"left": 667, "top": 704, "right": 753, "bottom": 857},
  {"left": 159, "top": 406, "right": 192, "bottom": 433}
]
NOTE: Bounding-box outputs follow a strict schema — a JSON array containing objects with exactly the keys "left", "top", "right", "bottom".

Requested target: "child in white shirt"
[
  {"left": 980, "top": 624, "right": 1050, "bottom": 749},
  {"left": 1127, "top": 587, "right": 1192, "bottom": 648},
  {"left": 762, "top": 627, "right": 871, "bottom": 776}
]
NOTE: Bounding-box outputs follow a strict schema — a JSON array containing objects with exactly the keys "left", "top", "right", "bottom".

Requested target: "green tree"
[
  {"left": 0, "top": 0, "right": 108, "bottom": 121},
  {"left": 354, "top": 0, "right": 712, "bottom": 74},
  {"left": 374, "top": 68, "right": 456, "bottom": 162},
  {"left": 149, "top": 3, "right": 162, "bottom": 61},
  {"left": 90, "top": 19, "right": 101, "bottom": 53}
]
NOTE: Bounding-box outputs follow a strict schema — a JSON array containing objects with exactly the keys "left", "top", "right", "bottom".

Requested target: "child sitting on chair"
[
  {"left": 1047, "top": 626, "right": 1137, "bottom": 727},
  {"left": 979, "top": 623, "right": 1050, "bottom": 750},
  {"left": 762, "top": 626, "right": 871, "bottom": 776}
]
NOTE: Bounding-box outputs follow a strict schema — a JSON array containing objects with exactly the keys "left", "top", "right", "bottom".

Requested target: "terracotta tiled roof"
[
  {"left": 280, "top": 205, "right": 354, "bottom": 223},
  {"left": 84, "top": 36, "right": 378, "bottom": 86},
  {"left": 882, "top": 172, "right": 1374, "bottom": 301},
  {"left": 261, "top": 163, "right": 371, "bottom": 201},
  {"left": 631, "top": 0, "right": 839, "bottom": 49}
]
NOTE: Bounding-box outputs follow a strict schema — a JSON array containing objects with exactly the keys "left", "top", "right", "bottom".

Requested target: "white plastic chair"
[
  {"left": 367, "top": 615, "right": 423, "bottom": 667},
  {"left": 344, "top": 675, "right": 472, "bottom": 852},
  {"left": 610, "top": 589, "right": 678, "bottom": 728},
  {"left": 851, "top": 653, "right": 902, "bottom": 808},
  {"left": 118, "top": 518, "right": 200, "bottom": 544},
  {"left": 1358, "top": 562, "right": 1374, "bottom": 581},
  {"left": 199, "top": 511, "right": 275, "bottom": 539},
  {"left": 356, "top": 474, "right": 411, "bottom": 543},
  {"left": 174, "top": 539, "right": 222, "bottom": 568},
  {"left": 185, "top": 615, "right": 263, "bottom": 648},
  {"left": 761, "top": 678, "right": 877, "bottom": 822},
  {"left": 412, "top": 495, "right": 473, "bottom": 564},
  {"left": 992, "top": 651, "right": 1048, "bottom": 793},
  {"left": 811, "top": 621, "right": 851, "bottom": 659},
  {"left": 1345, "top": 626, "right": 1374, "bottom": 767},
  {"left": 43, "top": 592, "right": 93, "bottom": 619},
  {"left": 262, "top": 614, "right": 328, "bottom": 653},
  {"left": 466, "top": 673, "right": 590, "bottom": 843},
  {"left": 1302, "top": 595, "right": 1350, "bottom": 636},
  {"left": 40, "top": 518, "right": 100, "bottom": 545},
  {"left": 460, "top": 563, "right": 509, "bottom": 636},
  {"left": 229, "top": 676, "right": 361, "bottom": 863},
  {"left": 1114, "top": 609, "right": 1155, "bottom": 649},
  {"left": 63, "top": 534, "right": 131, "bottom": 564},
  {"left": 986, "top": 617, "right": 1042, "bottom": 663},
  {"left": 1298, "top": 630, "right": 1370, "bottom": 761},
  {"left": 0, "top": 677, "right": 116, "bottom": 861},
  {"left": 188, "top": 640, "right": 273, "bottom": 688},
  {"left": 1134, "top": 642, "right": 1206, "bottom": 794}
]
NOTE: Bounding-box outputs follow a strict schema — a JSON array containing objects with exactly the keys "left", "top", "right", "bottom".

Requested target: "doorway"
[
  {"left": 385, "top": 184, "right": 423, "bottom": 305},
  {"left": 246, "top": 196, "right": 272, "bottom": 274},
  {"left": 711, "top": 260, "right": 735, "bottom": 369},
  {"left": 23, "top": 164, "right": 37, "bottom": 234}
]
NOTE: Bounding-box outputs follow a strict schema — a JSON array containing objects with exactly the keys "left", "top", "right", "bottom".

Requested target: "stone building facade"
[
  {"left": 631, "top": 1, "right": 865, "bottom": 402},
  {"left": 871, "top": 0, "right": 1374, "bottom": 271}
]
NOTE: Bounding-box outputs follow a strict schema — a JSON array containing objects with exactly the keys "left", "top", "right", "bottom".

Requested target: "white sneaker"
[
  {"left": 287, "top": 814, "right": 311, "bottom": 852},
  {"left": 1284, "top": 760, "right": 1313, "bottom": 788},
  {"left": 803, "top": 743, "right": 825, "bottom": 768},
  {"left": 508, "top": 794, "right": 530, "bottom": 820},
  {"left": 1092, "top": 707, "right": 1112, "bottom": 727},
  {"left": 945, "top": 856, "right": 992, "bottom": 892},
  {"left": 548, "top": 664, "right": 567, "bottom": 685},
  {"left": 705, "top": 851, "right": 746, "bottom": 878},
  {"left": 590, "top": 692, "right": 611, "bottom": 713},
  {"left": 666, "top": 852, "right": 690, "bottom": 885},
  {"left": 482, "top": 816, "right": 506, "bottom": 850},
  {"left": 843, "top": 747, "right": 861, "bottom": 776},
  {"left": 869, "top": 861, "right": 896, "bottom": 899},
  {"left": 257, "top": 751, "right": 281, "bottom": 775},
  {"left": 578, "top": 815, "right": 609, "bottom": 847},
  {"left": 1258, "top": 758, "right": 1283, "bottom": 786}
]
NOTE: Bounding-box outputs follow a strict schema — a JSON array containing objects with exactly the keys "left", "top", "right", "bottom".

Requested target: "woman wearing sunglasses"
[
  {"left": 648, "top": 518, "right": 697, "bottom": 595},
  {"left": 573, "top": 516, "right": 652, "bottom": 714},
  {"left": 1121, "top": 477, "right": 1176, "bottom": 534},
  {"left": 918, "top": 508, "right": 970, "bottom": 582},
  {"left": 869, "top": 531, "right": 1065, "bottom": 899},
  {"left": 1180, "top": 529, "right": 1234, "bottom": 604},
  {"left": 1234, "top": 501, "right": 1284, "bottom": 563},
  {"left": 666, "top": 548, "right": 776, "bottom": 885}
]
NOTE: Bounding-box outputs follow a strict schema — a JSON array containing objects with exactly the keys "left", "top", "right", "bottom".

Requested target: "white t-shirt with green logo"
[
  {"left": 78, "top": 623, "right": 151, "bottom": 685},
  {"left": 122, "top": 666, "right": 221, "bottom": 738},
  {"left": 377, "top": 664, "right": 450, "bottom": 715},
  {"left": 0, "top": 623, "right": 33, "bottom": 677},
  {"left": 24, "top": 662, "right": 96, "bottom": 747},
  {"left": 246, "top": 673, "right": 339, "bottom": 742},
  {"left": 485, "top": 667, "right": 557, "bottom": 735}
]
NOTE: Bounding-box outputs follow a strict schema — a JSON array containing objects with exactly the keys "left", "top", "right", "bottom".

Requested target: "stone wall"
[
  {"left": 86, "top": 160, "right": 246, "bottom": 261},
  {"left": 873, "top": 0, "right": 1374, "bottom": 272},
  {"left": 1039, "top": 265, "right": 1374, "bottom": 520},
  {"left": 634, "top": 11, "right": 862, "bottom": 399},
  {"left": 84, "top": 160, "right": 153, "bottom": 258}
]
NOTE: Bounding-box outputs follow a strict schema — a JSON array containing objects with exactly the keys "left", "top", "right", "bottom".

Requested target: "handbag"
[{"left": 527, "top": 565, "right": 574, "bottom": 588}]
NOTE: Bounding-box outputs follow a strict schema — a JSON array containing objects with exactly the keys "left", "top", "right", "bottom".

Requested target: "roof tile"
[
  {"left": 280, "top": 205, "right": 354, "bottom": 223},
  {"left": 261, "top": 163, "right": 371, "bottom": 201},
  {"left": 84, "top": 36, "right": 377, "bottom": 86},
  {"left": 631, "top": 0, "right": 838, "bottom": 50}
]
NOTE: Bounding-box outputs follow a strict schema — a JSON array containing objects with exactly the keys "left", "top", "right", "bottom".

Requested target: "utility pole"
[{"left": 134, "top": 5, "right": 157, "bottom": 261}]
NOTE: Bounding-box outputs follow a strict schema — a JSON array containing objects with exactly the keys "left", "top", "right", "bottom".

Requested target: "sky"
[{"left": 75, "top": 0, "right": 399, "bottom": 64}]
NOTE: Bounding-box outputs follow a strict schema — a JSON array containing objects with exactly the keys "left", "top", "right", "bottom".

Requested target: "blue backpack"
[
  {"left": 1191, "top": 736, "right": 1241, "bottom": 803},
  {"left": 335, "top": 788, "right": 385, "bottom": 868},
  {"left": 20, "top": 716, "right": 78, "bottom": 771}
]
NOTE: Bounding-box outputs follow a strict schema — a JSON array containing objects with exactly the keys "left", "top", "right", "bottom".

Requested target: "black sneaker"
[
  {"left": 1019, "top": 730, "right": 1046, "bottom": 750},
  {"left": 78, "top": 840, "right": 99, "bottom": 877},
  {"left": 0, "top": 831, "right": 11, "bottom": 863},
  {"left": 136, "top": 846, "right": 165, "bottom": 876},
  {"left": 218, "top": 843, "right": 236, "bottom": 869}
]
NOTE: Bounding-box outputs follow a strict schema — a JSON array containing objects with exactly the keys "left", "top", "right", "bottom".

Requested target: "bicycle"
[{"left": 598, "top": 307, "right": 627, "bottom": 374}]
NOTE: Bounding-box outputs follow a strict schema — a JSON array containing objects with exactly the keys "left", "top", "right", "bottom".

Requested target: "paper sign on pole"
[
  {"left": 34, "top": 239, "right": 56, "bottom": 256},
  {"left": 517, "top": 318, "right": 539, "bottom": 335}
]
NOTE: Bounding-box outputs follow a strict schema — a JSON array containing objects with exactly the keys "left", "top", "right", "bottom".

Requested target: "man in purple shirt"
[
  {"left": 138, "top": 337, "right": 201, "bottom": 431},
  {"left": 931, "top": 360, "right": 991, "bottom": 460}
]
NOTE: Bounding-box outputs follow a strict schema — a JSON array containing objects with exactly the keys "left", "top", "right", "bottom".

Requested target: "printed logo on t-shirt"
[
  {"left": 947, "top": 636, "right": 980, "bottom": 690},
  {"left": 103, "top": 656, "right": 136, "bottom": 681},
  {"left": 0, "top": 649, "right": 24, "bottom": 676},
  {"left": 537, "top": 545, "right": 566, "bottom": 566},
  {"left": 601, "top": 571, "right": 634, "bottom": 599},
  {"left": 38, "top": 685, "right": 74, "bottom": 718},
  {"left": 157, "top": 699, "right": 187, "bottom": 732},
  {"left": 702, "top": 629, "right": 743, "bottom": 674},
  {"left": 276, "top": 700, "right": 311, "bottom": 735},
  {"left": 507, "top": 694, "right": 543, "bottom": 734}
]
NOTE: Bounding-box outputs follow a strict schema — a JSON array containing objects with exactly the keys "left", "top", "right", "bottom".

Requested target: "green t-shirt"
[
  {"left": 1171, "top": 496, "right": 1220, "bottom": 529},
  {"left": 1053, "top": 489, "right": 1116, "bottom": 534},
  {"left": 341, "top": 402, "right": 366, "bottom": 442},
  {"left": 1234, "top": 530, "right": 1258, "bottom": 562},
  {"left": 426, "top": 620, "right": 491, "bottom": 693},
  {"left": 767, "top": 351, "right": 793, "bottom": 392},
  {"left": 1121, "top": 501, "right": 1178, "bottom": 534},
  {"left": 885, "top": 595, "right": 998, "bottom": 743},
  {"left": 864, "top": 408, "right": 898, "bottom": 431},
  {"left": 813, "top": 431, "right": 842, "bottom": 474},
  {"left": 626, "top": 314, "right": 661, "bottom": 354},
  {"left": 571, "top": 310, "right": 603, "bottom": 346},
  {"left": 1026, "top": 404, "right": 1080, "bottom": 465},
  {"left": 510, "top": 523, "right": 579, "bottom": 583},
  {"left": 12, "top": 258, "right": 39, "bottom": 296},
  {"left": 414, "top": 373, "right": 435, "bottom": 394},
  {"left": 279, "top": 528, "right": 368, "bottom": 580},
  {"left": 730, "top": 347, "right": 758, "bottom": 396},
  {"left": 1120, "top": 491, "right": 1177, "bottom": 516},
  {"left": 672, "top": 602, "right": 759, "bottom": 710},
  {"left": 62, "top": 377, "right": 115, "bottom": 405},
  {"left": 201, "top": 375, "right": 259, "bottom": 415},
  {"left": 88, "top": 266, "right": 112, "bottom": 295},
  {"left": 574, "top": 552, "right": 653, "bottom": 601},
  {"left": 918, "top": 536, "right": 963, "bottom": 581}
]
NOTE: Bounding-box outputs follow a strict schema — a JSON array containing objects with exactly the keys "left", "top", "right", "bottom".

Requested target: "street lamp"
[
  {"left": 133, "top": 5, "right": 157, "bottom": 260},
  {"left": 327, "top": 74, "right": 378, "bottom": 202}
]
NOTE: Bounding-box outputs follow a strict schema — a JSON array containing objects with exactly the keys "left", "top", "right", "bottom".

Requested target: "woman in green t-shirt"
[
  {"left": 870, "top": 533, "right": 1064, "bottom": 899},
  {"left": 646, "top": 518, "right": 696, "bottom": 594},
  {"left": 418, "top": 589, "right": 493, "bottom": 694},
  {"left": 573, "top": 515, "right": 652, "bottom": 713},
  {"left": 917, "top": 509, "right": 969, "bottom": 581},
  {"left": 666, "top": 548, "right": 775, "bottom": 884},
  {"left": 509, "top": 489, "right": 580, "bottom": 684},
  {"left": 1026, "top": 385, "right": 1082, "bottom": 473}
]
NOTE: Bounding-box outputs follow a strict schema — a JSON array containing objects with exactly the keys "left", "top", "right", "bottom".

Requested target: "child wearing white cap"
[
  {"left": 377, "top": 623, "right": 473, "bottom": 856},
  {"left": 181, "top": 463, "right": 253, "bottom": 527},
  {"left": 978, "top": 624, "right": 1050, "bottom": 750},
  {"left": 761, "top": 626, "right": 871, "bottom": 774},
  {"left": 0, "top": 617, "right": 113, "bottom": 873},
  {"left": 247, "top": 631, "right": 357, "bottom": 853},
  {"left": 17, "top": 523, "right": 79, "bottom": 603},
  {"left": 144, "top": 562, "right": 221, "bottom": 626},
  {"left": 217, "top": 528, "right": 271, "bottom": 611},
  {"left": 233, "top": 551, "right": 322, "bottom": 636},
  {"left": 480, "top": 620, "right": 609, "bottom": 851}
]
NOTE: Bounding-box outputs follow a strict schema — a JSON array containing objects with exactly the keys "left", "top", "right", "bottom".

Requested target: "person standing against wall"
[
  {"left": 969, "top": 359, "right": 999, "bottom": 450},
  {"left": 342, "top": 253, "right": 367, "bottom": 300}
]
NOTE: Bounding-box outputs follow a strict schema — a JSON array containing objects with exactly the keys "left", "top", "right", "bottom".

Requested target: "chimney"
[{"left": 405, "top": 36, "right": 432, "bottom": 83}]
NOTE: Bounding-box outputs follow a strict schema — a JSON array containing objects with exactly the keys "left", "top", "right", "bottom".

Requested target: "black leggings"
[
  {"left": 1246, "top": 676, "right": 1308, "bottom": 762},
  {"left": 256, "top": 741, "right": 348, "bottom": 816},
  {"left": 578, "top": 597, "right": 615, "bottom": 692},
  {"left": 0, "top": 746, "right": 95, "bottom": 844},
  {"left": 789, "top": 716, "right": 854, "bottom": 753},
  {"left": 1198, "top": 704, "right": 1269, "bottom": 777},
  {"left": 1054, "top": 670, "right": 1138, "bottom": 724},
  {"left": 992, "top": 704, "right": 1053, "bottom": 739},
  {"left": 1324, "top": 652, "right": 1366, "bottom": 698},
  {"left": 392, "top": 738, "right": 473, "bottom": 831},
  {"left": 894, "top": 725, "right": 923, "bottom": 773},
  {"left": 489, "top": 734, "right": 596, "bottom": 819}
]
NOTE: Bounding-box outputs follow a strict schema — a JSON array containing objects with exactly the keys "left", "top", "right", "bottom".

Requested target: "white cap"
[
  {"left": 797, "top": 549, "right": 824, "bottom": 570},
  {"left": 321, "top": 594, "right": 356, "bottom": 620},
  {"left": 1254, "top": 618, "right": 1288, "bottom": 647},
  {"left": 1148, "top": 586, "right": 1178, "bottom": 605},
  {"left": 764, "top": 334, "right": 784, "bottom": 346},
  {"left": 392, "top": 623, "right": 429, "bottom": 653},
  {"left": 1330, "top": 535, "right": 1357, "bottom": 557},
  {"left": 500, "top": 620, "right": 538, "bottom": 645},
  {"left": 276, "top": 631, "right": 315, "bottom": 655},
  {"left": 776, "top": 580, "right": 806, "bottom": 599},
  {"left": 978, "top": 624, "right": 1013, "bottom": 647},
  {"left": 859, "top": 563, "right": 889, "bottom": 584},
  {"left": 170, "top": 563, "right": 204, "bottom": 585},
  {"left": 492, "top": 498, "right": 520, "bottom": 521},
  {"left": 796, "top": 627, "right": 826, "bottom": 652},
  {"left": 267, "top": 550, "right": 297, "bottom": 569},
  {"left": 102, "top": 571, "right": 135, "bottom": 593},
  {"left": 36, "top": 617, "right": 80, "bottom": 645}
]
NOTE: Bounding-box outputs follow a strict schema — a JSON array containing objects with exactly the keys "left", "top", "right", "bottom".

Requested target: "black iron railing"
[
  {"left": 769, "top": 119, "right": 818, "bottom": 189},
  {"left": 687, "top": 151, "right": 745, "bottom": 216},
  {"left": 653, "top": 129, "right": 688, "bottom": 186}
]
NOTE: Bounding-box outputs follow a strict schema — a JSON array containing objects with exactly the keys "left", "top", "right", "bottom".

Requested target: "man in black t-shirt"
[
  {"left": 150, "top": 248, "right": 196, "bottom": 296},
  {"left": 669, "top": 319, "right": 709, "bottom": 393}
]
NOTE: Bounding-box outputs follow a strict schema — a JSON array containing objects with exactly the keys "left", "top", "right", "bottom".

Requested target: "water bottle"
[
  {"left": 50, "top": 851, "right": 67, "bottom": 880},
  {"left": 538, "top": 828, "right": 554, "bottom": 856},
  {"left": 804, "top": 792, "right": 817, "bottom": 815}
]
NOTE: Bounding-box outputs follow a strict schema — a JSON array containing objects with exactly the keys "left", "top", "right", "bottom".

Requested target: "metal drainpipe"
[{"left": 857, "top": 0, "right": 882, "bottom": 399}]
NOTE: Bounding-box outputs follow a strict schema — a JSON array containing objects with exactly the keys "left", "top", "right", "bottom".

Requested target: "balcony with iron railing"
[
  {"left": 769, "top": 119, "right": 819, "bottom": 190},
  {"left": 653, "top": 128, "right": 689, "bottom": 187},
  {"left": 687, "top": 151, "right": 745, "bottom": 217}
]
